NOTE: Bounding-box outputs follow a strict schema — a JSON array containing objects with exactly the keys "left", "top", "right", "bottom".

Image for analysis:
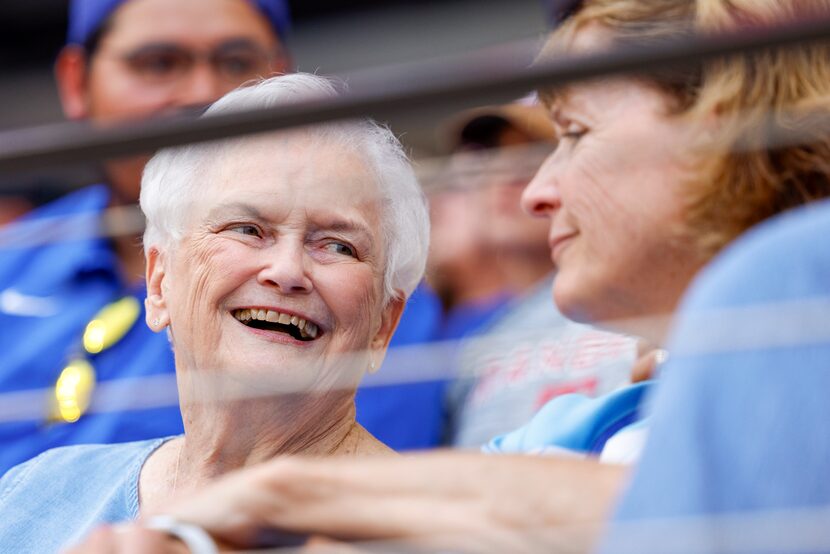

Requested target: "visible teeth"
[{"left": 233, "top": 309, "right": 319, "bottom": 340}]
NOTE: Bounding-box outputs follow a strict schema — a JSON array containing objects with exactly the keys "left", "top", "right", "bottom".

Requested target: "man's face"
[
  {"left": 478, "top": 126, "right": 552, "bottom": 255},
  {"left": 85, "top": 0, "right": 284, "bottom": 122},
  {"left": 59, "top": 0, "right": 288, "bottom": 200}
]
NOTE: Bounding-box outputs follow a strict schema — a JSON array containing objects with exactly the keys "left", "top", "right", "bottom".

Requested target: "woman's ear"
[
  {"left": 368, "top": 295, "right": 406, "bottom": 371},
  {"left": 145, "top": 247, "right": 170, "bottom": 332},
  {"left": 54, "top": 45, "right": 91, "bottom": 120}
]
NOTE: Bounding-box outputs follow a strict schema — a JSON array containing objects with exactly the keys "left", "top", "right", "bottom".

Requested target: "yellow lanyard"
[{"left": 48, "top": 296, "right": 141, "bottom": 423}]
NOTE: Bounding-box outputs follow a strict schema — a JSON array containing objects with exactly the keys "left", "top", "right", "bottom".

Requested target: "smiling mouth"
[
  {"left": 550, "top": 234, "right": 576, "bottom": 263},
  {"left": 232, "top": 309, "right": 320, "bottom": 341}
]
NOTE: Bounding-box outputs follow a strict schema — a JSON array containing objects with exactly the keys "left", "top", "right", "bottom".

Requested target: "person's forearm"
[{"left": 157, "top": 451, "right": 627, "bottom": 552}]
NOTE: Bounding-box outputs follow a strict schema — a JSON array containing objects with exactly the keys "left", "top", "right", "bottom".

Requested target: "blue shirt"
[
  {"left": 485, "top": 381, "right": 651, "bottom": 456},
  {"left": 0, "top": 186, "right": 183, "bottom": 474},
  {"left": 0, "top": 187, "right": 445, "bottom": 471},
  {"left": 603, "top": 202, "right": 830, "bottom": 553},
  {"left": 357, "top": 289, "right": 508, "bottom": 450},
  {"left": 446, "top": 274, "right": 637, "bottom": 449},
  {"left": 438, "top": 292, "right": 512, "bottom": 342},
  {"left": 0, "top": 437, "right": 169, "bottom": 553},
  {"left": 354, "top": 283, "right": 446, "bottom": 450}
]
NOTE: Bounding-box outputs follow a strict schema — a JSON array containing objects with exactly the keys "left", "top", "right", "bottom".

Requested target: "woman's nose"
[
  {"left": 521, "top": 158, "right": 562, "bottom": 218},
  {"left": 257, "top": 242, "right": 313, "bottom": 294}
]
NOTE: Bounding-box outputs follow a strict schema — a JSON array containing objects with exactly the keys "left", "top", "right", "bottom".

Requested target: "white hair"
[{"left": 140, "top": 73, "right": 429, "bottom": 301}]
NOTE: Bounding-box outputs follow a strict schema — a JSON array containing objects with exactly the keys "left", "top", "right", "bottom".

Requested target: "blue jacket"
[{"left": 0, "top": 186, "right": 182, "bottom": 473}]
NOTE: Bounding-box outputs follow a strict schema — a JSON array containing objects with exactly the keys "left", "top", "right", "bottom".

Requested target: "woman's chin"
[
  {"left": 552, "top": 278, "right": 595, "bottom": 324},
  {"left": 211, "top": 360, "right": 324, "bottom": 398}
]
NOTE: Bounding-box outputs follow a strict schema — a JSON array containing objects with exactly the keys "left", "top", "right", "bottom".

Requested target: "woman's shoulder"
[
  {"left": 0, "top": 437, "right": 174, "bottom": 552},
  {"left": 1, "top": 437, "right": 169, "bottom": 491}
]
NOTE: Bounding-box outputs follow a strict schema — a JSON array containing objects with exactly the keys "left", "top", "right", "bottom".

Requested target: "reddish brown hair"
[{"left": 539, "top": 0, "right": 830, "bottom": 255}]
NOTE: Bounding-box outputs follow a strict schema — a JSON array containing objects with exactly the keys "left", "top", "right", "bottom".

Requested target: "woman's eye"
[
  {"left": 325, "top": 242, "right": 357, "bottom": 258},
  {"left": 560, "top": 122, "right": 587, "bottom": 141},
  {"left": 229, "top": 224, "right": 261, "bottom": 237}
]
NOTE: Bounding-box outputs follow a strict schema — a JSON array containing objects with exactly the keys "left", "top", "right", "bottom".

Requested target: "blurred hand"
[
  {"left": 68, "top": 452, "right": 626, "bottom": 553},
  {"left": 152, "top": 451, "right": 625, "bottom": 553},
  {"left": 631, "top": 341, "right": 668, "bottom": 383}
]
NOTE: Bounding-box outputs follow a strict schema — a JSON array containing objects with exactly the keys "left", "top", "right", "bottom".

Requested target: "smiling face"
[
  {"left": 521, "top": 30, "right": 705, "bottom": 327},
  {"left": 56, "top": 0, "right": 288, "bottom": 202},
  {"left": 146, "top": 133, "right": 402, "bottom": 395},
  {"left": 84, "top": 0, "right": 284, "bottom": 122}
]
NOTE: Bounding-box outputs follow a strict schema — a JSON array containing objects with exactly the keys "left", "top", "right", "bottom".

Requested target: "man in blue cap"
[
  {"left": 0, "top": 0, "right": 447, "bottom": 472},
  {"left": 0, "top": 0, "right": 292, "bottom": 474}
]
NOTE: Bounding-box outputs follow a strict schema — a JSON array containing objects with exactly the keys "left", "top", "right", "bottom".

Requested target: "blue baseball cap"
[{"left": 67, "top": 0, "right": 291, "bottom": 46}]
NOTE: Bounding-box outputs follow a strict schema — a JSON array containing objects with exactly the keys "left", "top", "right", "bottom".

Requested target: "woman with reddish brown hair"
[{"left": 67, "top": 1, "right": 830, "bottom": 552}]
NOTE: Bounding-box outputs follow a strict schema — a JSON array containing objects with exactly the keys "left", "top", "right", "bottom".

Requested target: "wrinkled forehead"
[
  {"left": 537, "top": 22, "right": 616, "bottom": 108},
  {"left": 192, "top": 130, "right": 384, "bottom": 221}
]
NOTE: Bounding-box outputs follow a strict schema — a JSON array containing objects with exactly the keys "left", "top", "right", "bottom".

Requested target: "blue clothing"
[
  {"left": 485, "top": 381, "right": 651, "bottom": 455},
  {"left": 603, "top": 201, "right": 830, "bottom": 553},
  {"left": 67, "top": 0, "right": 291, "bottom": 45},
  {"left": 354, "top": 283, "right": 445, "bottom": 450},
  {"left": 446, "top": 274, "right": 636, "bottom": 448},
  {"left": 0, "top": 186, "right": 183, "bottom": 474},
  {"left": 0, "top": 187, "right": 445, "bottom": 471},
  {"left": 438, "top": 293, "right": 512, "bottom": 342},
  {"left": 0, "top": 437, "right": 169, "bottom": 553},
  {"left": 357, "top": 291, "right": 511, "bottom": 450}
]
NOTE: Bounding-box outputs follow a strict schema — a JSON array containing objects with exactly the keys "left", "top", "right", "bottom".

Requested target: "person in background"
[
  {"left": 0, "top": 195, "right": 32, "bottom": 226},
  {"left": 62, "top": 1, "right": 830, "bottom": 552},
  {"left": 436, "top": 100, "right": 637, "bottom": 447},
  {"left": 0, "top": 0, "right": 449, "bottom": 471},
  {"left": 0, "top": 72, "right": 430, "bottom": 552},
  {"left": 428, "top": 99, "right": 554, "bottom": 340},
  {"left": 0, "top": 0, "right": 292, "bottom": 475}
]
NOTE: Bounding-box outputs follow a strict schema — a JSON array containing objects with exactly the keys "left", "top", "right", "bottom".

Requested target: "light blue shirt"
[
  {"left": 602, "top": 201, "right": 830, "bottom": 553},
  {"left": 0, "top": 437, "right": 169, "bottom": 553},
  {"left": 485, "top": 381, "right": 652, "bottom": 456}
]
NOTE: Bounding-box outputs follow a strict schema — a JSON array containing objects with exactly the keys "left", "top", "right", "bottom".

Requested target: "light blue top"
[
  {"left": 0, "top": 437, "right": 170, "bottom": 553},
  {"left": 447, "top": 274, "right": 636, "bottom": 449},
  {"left": 602, "top": 201, "right": 830, "bottom": 553},
  {"left": 485, "top": 381, "right": 652, "bottom": 456}
]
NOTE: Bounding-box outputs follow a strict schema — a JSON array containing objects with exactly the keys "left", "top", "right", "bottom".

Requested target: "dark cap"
[
  {"left": 67, "top": 0, "right": 292, "bottom": 46},
  {"left": 444, "top": 94, "right": 556, "bottom": 152}
]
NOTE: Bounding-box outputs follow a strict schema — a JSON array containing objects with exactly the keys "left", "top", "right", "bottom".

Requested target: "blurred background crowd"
[
  {"left": 0, "top": 0, "right": 828, "bottom": 552},
  {"left": 0, "top": 0, "right": 637, "bottom": 468}
]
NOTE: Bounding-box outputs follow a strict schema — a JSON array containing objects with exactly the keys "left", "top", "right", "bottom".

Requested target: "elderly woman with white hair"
[{"left": 0, "top": 73, "right": 429, "bottom": 553}]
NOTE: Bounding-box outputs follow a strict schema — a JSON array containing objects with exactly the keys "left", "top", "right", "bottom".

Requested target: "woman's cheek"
[{"left": 333, "top": 267, "right": 379, "bottom": 344}]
